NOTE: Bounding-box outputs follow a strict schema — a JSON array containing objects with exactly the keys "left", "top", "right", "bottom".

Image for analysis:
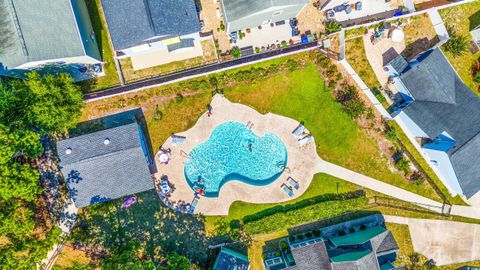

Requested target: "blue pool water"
[{"left": 184, "top": 121, "right": 287, "bottom": 197}]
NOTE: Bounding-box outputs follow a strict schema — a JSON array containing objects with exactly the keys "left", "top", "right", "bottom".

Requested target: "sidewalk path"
[
  {"left": 384, "top": 215, "right": 480, "bottom": 265},
  {"left": 316, "top": 159, "right": 480, "bottom": 220}
]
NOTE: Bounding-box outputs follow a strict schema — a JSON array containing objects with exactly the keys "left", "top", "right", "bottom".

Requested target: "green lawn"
[
  {"left": 439, "top": 1, "right": 480, "bottom": 95},
  {"left": 224, "top": 63, "right": 441, "bottom": 202},
  {"left": 81, "top": 0, "right": 120, "bottom": 91}
]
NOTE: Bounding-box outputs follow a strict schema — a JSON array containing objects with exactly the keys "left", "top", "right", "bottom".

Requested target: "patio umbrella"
[
  {"left": 391, "top": 29, "right": 405, "bottom": 43},
  {"left": 159, "top": 153, "right": 169, "bottom": 163}
]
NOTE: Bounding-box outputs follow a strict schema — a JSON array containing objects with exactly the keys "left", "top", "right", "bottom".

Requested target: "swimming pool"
[{"left": 184, "top": 121, "right": 287, "bottom": 197}]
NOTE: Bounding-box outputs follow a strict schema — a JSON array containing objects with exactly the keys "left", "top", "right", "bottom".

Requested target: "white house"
[{"left": 385, "top": 48, "right": 480, "bottom": 204}]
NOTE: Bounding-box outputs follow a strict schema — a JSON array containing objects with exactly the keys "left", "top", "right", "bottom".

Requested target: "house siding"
[
  {"left": 394, "top": 111, "right": 462, "bottom": 196},
  {"left": 70, "top": 0, "right": 101, "bottom": 62}
]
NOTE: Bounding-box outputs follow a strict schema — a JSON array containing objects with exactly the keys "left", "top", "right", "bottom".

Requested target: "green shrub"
[
  {"left": 349, "top": 227, "right": 355, "bottom": 233},
  {"left": 297, "top": 234, "right": 304, "bottom": 240},
  {"left": 305, "top": 232, "right": 313, "bottom": 238},
  {"left": 243, "top": 197, "right": 368, "bottom": 235},
  {"left": 360, "top": 224, "right": 367, "bottom": 230},
  {"left": 326, "top": 20, "right": 342, "bottom": 34},
  {"left": 286, "top": 59, "right": 299, "bottom": 71},
  {"left": 395, "top": 157, "right": 410, "bottom": 174},
  {"left": 280, "top": 241, "right": 289, "bottom": 249},
  {"left": 281, "top": 40, "right": 288, "bottom": 47},
  {"left": 313, "top": 230, "right": 321, "bottom": 237},
  {"left": 274, "top": 251, "right": 281, "bottom": 257},
  {"left": 338, "top": 230, "right": 346, "bottom": 236},
  {"left": 444, "top": 27, "right": 469, "bottom": 57},
  {"left": 231, "top": 47, "right": 241, "bottom": 58},
  {"left": 220, "top": 21, "right": 225, "bottom": 31},
  {"left": 242, "top": 190, "right": 365, "bottom": 223},
  {"left": 384, "top": 123, "right": 398, "bottom": 141},
  {"left": 255, "top": 47, "right": 260, "bottom": 54},
  {"left": 335, "top": 85, "right": 366, "bottom": 119},
  {"left": 473, "top": 71, "right": 480, "bottom": 83},
  {"left": 288, "top": 236, "right": 295, "bottom": 242}
]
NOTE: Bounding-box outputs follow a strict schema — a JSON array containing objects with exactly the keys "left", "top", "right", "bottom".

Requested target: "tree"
[
  {"left": 0, "top": 72, "right": 84, "bottom": 134},
  {"left": 158, "top": 253, "right": 191, "bottom": 270},
  {"left": 444, "top": 27, "right": 468, "bottom": 57},
  {"left": 0, "top": 72, "right": 80, "bottom": 268},
  {"left": 101, "top": 245, "right": 156, "bottom": 270}
]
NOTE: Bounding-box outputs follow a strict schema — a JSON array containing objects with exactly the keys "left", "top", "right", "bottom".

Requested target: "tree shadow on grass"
[
  {"left": 73, "top": 190, "right": 209, "bottom": 265},
  {"left": 468, "top": 10, "right": 480, "bottom": 32}
]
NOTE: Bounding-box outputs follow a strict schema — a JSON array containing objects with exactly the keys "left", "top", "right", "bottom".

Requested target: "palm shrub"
[
  {"left": 444, "top": 27, "right": 468, "bottom": 57},
  {"left": 326, "top": 20, "right": 342, "bottom": 34}
]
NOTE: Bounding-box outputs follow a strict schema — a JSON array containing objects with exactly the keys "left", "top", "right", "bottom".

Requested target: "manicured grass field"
[
  {"left": 439, "top": 1, "right": 480, "bottom": 95},
  {"left": 82, "top": 0, "right": 120, "bottom": 91}
]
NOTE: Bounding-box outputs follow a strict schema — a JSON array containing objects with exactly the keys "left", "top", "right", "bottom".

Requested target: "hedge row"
[
  {"left": 244, "top": 196, "right": 368, "bottom": 235},
  {"left": 242, "top": 190, "right": 365, "bottom": 224}
]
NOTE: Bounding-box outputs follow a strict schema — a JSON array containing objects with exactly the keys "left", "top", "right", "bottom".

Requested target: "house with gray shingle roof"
[
  {"left": 219, "top": 0, "right": 309, "bottom": 33},
  {"left": 56, "top": 122, "right": 153, "bottom": 208},
  {"left": 264, "top": 215, "right": 400, "bottom": 270},
  {"left": 0, "top": 0, "right": 102, "bottom": 81},
  {"left": 100, "top": 0, "right": 203, "bottom": 70},
  {"left": 213, "top": 247, "right": 250, "bottom": 270},
  {"left": 385, "top": 48, "right": 480, "bottom": 203}
]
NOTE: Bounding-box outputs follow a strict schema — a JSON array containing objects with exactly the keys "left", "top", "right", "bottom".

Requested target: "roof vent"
[
  {"left": 104, "top": 138, "right": 110, "bottom": 145},
  {"left": 65, "top": 148, "right": 72, "bottom": 155}
]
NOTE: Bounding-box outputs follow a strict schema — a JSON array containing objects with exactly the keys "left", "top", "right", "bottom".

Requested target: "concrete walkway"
[{"left": 384, "top": 215, "right": 480, "bottom": 265}]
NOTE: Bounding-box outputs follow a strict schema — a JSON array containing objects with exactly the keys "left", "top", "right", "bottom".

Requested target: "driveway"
[{"left": 385, "top": 215, "right": 480, "bottom": 265}]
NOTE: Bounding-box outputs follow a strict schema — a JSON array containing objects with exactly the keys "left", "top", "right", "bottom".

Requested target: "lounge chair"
[
  {"left": 190, "top": 197, "right": 199, "bottom": 213},
  {"left": 298, "top": 134, "right": 313, "bottom": 146},
  {"left": 292, "top": 123, "right": 305, "bottom": 137},
  {"left": 287, "top": 177, "right": 300, "bottom": 190},
  {"left": 171, "top": 135, "right": 186, "bottom": 144},
  {"left": 281, "top": 184, "right": 294, "bottom": 197}
]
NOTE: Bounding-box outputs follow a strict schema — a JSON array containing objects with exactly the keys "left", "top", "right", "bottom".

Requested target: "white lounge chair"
[
  {"left": 171, "top": 135, "right": 186, "bottom": 144},
  {"left": 281, "top": 184, "right": 294, "bottom": 197},
  {"left": 287, "top": 177, "right": 300, "bottom": 190},
  {"left": 298, "top": 134, "right": 313, "bottom": 146},
  {"left": 292, "top": 123, "right": 305, "bottom": 137}
]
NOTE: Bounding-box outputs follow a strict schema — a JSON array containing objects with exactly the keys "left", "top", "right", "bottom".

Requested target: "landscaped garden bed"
[{"left": 439, "top": 1, "right": 480, "bottom": 94}]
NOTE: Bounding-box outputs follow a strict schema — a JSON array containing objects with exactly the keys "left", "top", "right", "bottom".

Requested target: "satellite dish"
[
  {"left": 104, "top": 138, "right": 110, "bottom": 145},
  {"left": 66, "top": 148, "right": 72, "bottom": 154}
]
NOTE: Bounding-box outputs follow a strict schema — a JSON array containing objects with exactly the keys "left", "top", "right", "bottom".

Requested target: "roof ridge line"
[
  {"left": 450, "top": 129, "right": 480, "bottom": 156},
  {"left": 62, "top": 145, "right": 140, "bottom": 166}
]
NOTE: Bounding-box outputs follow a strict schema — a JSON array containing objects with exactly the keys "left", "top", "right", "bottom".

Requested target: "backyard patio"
[{"left": 234, "top": 21, "right": 298, "bottom": 51}]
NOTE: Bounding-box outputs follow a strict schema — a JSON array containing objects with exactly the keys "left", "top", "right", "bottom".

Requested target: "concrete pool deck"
[{"left": 154, "top": 94, "right": 321, "bottom": 215}]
